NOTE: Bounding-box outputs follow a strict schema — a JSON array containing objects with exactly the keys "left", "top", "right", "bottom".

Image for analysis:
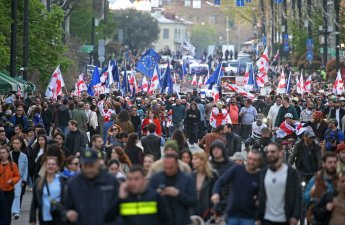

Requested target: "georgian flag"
[
  {"left": 276, "top": 121, "right": 297, "bottom": 138},
  {"left": 243, "top": 64, "right": 250, "bottom": 85},
  {"left": 211, "top": 86, "right": 220, "bottom": 102},
  {"left": 256, "top": 47, "right": 269, "bottom": 87},
  {"left": 141, "top": 76, "right": 149, "bottom": 92},
  {"left": 148, "top": 67, "right": 160, "bottom": 94},
  {"left": 296, "top": 73, "right": 304, "bottom": 95},
  {"left": 198, "top": 75, "right": 204, "bottom": 87},
  {"left": 209, "top": 108, "right": 228, "bottom": 128},
  {"left": 278, "top": 70, "right": 286, "bottom": 89},
  {"left": 333, "top": 71, "right": 344, "bottom": 95},
  {"left": 304, "top": 75, "right": 312, "bottom": 93},
  {"left": 224, "top": 83, "right": 255, "bottom": 100},
  {"left": 191, "top": 74, "right": 197, "bottom": 85},
  {"left": 45, "top": 65, "right": 65, "bottom": 99}
]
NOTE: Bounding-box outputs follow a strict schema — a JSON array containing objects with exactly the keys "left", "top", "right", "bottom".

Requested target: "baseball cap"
[
  {"left": 304, "top": 130, "right": 316, "bottom": 138},
  {"left": 231, "top": 152, "right": 246, "bottom": 161},
  {"left": 81, "top": 150, "right": 99, "bottom": 164}
]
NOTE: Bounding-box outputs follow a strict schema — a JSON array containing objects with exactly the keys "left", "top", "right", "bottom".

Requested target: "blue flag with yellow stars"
[{"left": 136, "top": 49, "right": 161, "bottom": 78}]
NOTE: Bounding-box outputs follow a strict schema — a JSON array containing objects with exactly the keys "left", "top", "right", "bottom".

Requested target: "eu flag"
[
  {"left": 180, "top": 63, "right": 187, "bottom": 80},
  {"left": 136, "top": 49, "right": 161, "bottom": 78},
  {"left": 112, "top": 59, "right": 120, "bottom": 82},
  {"left": 121, "top": 69, "right": 130, "bottom": 96},
  {"left": 205, "top": 63, "right": 223, "bottom": 90},
  {"left": 160, "top": 63, "right": 173, "bottom": 94},
  {"left": 87, "top": 66, "right": 101, "bottom": 96}
]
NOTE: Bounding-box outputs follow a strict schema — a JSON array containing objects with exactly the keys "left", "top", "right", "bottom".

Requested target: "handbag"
[{"left": 45, "top": 178, "right": 63, "bottom": 218}]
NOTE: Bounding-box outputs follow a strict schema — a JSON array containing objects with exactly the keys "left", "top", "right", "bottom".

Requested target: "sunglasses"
[{"left": 72, "top": 162, "right": 79, "bottom": 166}]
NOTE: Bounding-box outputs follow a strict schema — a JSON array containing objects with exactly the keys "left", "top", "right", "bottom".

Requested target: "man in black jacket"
[
  {"left": 65, "top": 120, "right": 88, "bottom": 157},
  {"left": 63, "top": 150, "right": 119, "bottom": 225},
  {"left": 149, "top": 154, "right": 197, "bottom": 225},
  {"left": 118, "top": 166, "right": 170, "bottom": 225},
  {"left": 223, "top": 123, "right": 242, "bottom": 157},
  {"left": 256, "top": 142, "right": 301, "bottom": 225},
  {"left": 141, "top": 123, "right": 164, "bottom": 161}
]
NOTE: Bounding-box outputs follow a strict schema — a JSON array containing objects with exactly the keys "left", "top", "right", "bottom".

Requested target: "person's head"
[
  {"left": 164, "top": 140, "right": 179, "bottom": 155},
  {"left": 85, "top": 102, "right": 90, "bottom": 110},
  {"left": 45, "top": 157, "right": 60, "bottom": 176},
  {"left": 143, "top": 154, "right": 154, "bottom": 172},
  {"left": 190, "top": 101, "right": 197, "bottom": 110},
  {"left": 261, "top": 127, "right": 271, "bottom": 138},
  {"left": 244, "top": 99, "right": 252, "bottom": 107},
  {"left": 231, "top": 152, "right": 246, "bottom": 165},
  {"left": 282, "top": 96, "right": 290, "bottom": 107},
  {"left": 328, "top": 119, "right": 338, "bottom": 129},
  {"left": 176, "top": 99, "right": 181, "bottom": 105},
  {"left": 223, "top": 123, "right": 232, "bottom": 134},
  {"left": 303, "top": 130, "right": 316, "bottom": 145},
  {"left": 11, "top": 136, "right": 25, "bottom": 152},
  {"left": 179, "top": 150, "right": 192, "bottom": 166},
  {"left": 312, "top": 111, "right": 324, "bottom": 123},
  {"left": 118, "top": 109, "right": 131, "bottom": 122},
  {"left": 147, "top": 110, "right": 155, "bottom": 119},
  {"left": 107, "top": 159, "right": 121, "bottom": 176},
  {"left": 230, "top": 96, "right": 237, "bottom": 104},
  {"left": 103, "top": 102, "right": 109, "bottom": 110},
  {"left": 16, "top": 105, "right": 24, "bottom": 116},
  {"left": 246, "top": 150, "right": 261, "bottom": 172},
  {"left": 14, "top": 124, "right": 23, "bottom": 135},
  {"left": 81, "top": 150, "right": 101, "bottom": 179},
  {"left": 275, "top": 96, "right": 282, "bottom": 106},
  {"left": 210, "top": 140, "right": 226, "bottom": 162},
  {"left": 127, "top": 166, "right": 147, "bottom": 194},
  {"left": 126, "top": 133, "right": 139, "bottom": 148},
  {"left": 163, "top": 154, "right": 179, "bottom": 177},
  {"left": 42, "top": 101, "right": 49, "bottom": 109},
  {"left": 53, "top": 133, "right": 65, "bottom": 147},
  {"left": 284, "top": 113, "right": 293, "bottom": 124},
  {"left": 0, "top": 146, "right": 10, "bottom": 162},
  {"left": 334, "top": 99, "right": 340, "bottom": 108},
  {"left": 63, "top": 99, "right": 68, "bottom": 105},
  {"left": 91, "top": 134, "right": 103, "bottom": 150},
  {"left": 147, "top": 123, "right": 157, "bottom": 134},
  {"left": 322, "top": 152, "right": 338, "bottom": 176},
  {"left": 213, "top": 124, "right": 225, "bottom": 134},
  {"left": 131, "top": 106, "right": 137, "bottom": 116},
  {"left": 337, "top": 172, "right": 345, "bottom": 194},
  {"left": 33, "top": 106, "right": 41, "bottom": 114},
  {"left": 68, "top": 120, "right": 78, "bottom": 132},
  {"left": 192, "top": 151, "right": 214, "bottom": 178},
  {"left": 52, "top": 127, "right": 62, "bottom": 137},
  {"left": 109, "top": 124, "right": 121, "bottom": 135},
  {"left": 306, "top": 101, "right": 314, "bottom": 110},
  {"left": 171, "top": 129, "right": 186, "bottom": 150},
  {"left": 110, "top": 146, "right": 132, "bottom": 167},
  {"left": 66, "top": 155, "right": 80, "bottom": 172},
  {"left": 337, "top": 143, "right": 345, "bottom": 164},
  {"left": 266, "top": 142, "right": 283, "bottom": 170},
  {"left": 120, "top": 132, "right": 129, "bottom": 144}
]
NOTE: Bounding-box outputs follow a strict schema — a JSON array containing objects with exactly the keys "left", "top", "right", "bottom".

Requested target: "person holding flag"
[{"left": 45, "top": 65, "right": 66, "bottom": 99}]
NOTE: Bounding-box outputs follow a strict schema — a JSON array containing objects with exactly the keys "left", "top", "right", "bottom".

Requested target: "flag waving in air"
[
  {"left": 45, "top": 65, "right": 65, "bottom": 99},
  {"left": 206, "top": 63, "right": 223, "bottom": 90},
  {"left": 333, "top": 71, "right": 344, "bottom": 95},
  {"left": 256, "top": 47, "right": 269, "bottom": 87},
  {"left": 181, "top": 41, "right": 196, "bottom": 56},
  {"left": 191, "top": 74, "right": 197, "bottom": 85},
  {"left": 304, "top": 75, "right": 312, "bottom": 92},
  {"left": 136, "top": 49, "right": 161, "bottom": 78},
  {"left": 198, "top": 76, "right": 204, "bottom": 86},
  {"left": 277, "top": 70, "right": 286, "bottom": 93},
  {"left": 296, "top": 72, "right": 304, "bottom": 95},
  {"left": 141, "top": 76, "right": 149, "bottom": 92},
  {"left": 148, "top": 66, "right": 160, "bottom": 94},
  {"left": 285, "top": 71, "right": 292, "bottom": 94}
]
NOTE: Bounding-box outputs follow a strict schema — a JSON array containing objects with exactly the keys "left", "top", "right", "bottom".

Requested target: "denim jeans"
[
  {"left": 12, "top": 178, "right": 22, "bottom": 214},
  {"left": 227, "top": 217, "right": 255, "bottom": 225}
]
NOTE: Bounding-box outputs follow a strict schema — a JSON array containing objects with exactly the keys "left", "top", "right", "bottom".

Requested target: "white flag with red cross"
[{"left": 45, "top": 65, "right": 65, "bottom": 99}]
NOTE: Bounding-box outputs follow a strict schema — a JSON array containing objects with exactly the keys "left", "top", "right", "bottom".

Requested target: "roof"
[
  {"left": 151, "top": 11, "right": 185, "bottom": 24},
  {"left": 109, "top": 0, "right": 135, "bottom": 10}
]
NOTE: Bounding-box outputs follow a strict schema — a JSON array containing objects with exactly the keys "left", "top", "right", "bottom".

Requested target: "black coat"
[
  {"left": 149, "top": 171, "right": 197, "bottom": 225},
  {"left": 63, "top": 171, "right": 119, "bottom": 225},
  {"left": 256, "top": 165, "right": 302, "bottom": 222},
  {"left": 312, "top": 191, "right": 338, "bottom": 225},
  {"left": 288, "top": 140, "right": 321, "bottom": 173},
  {"left": 64, "top": 130, "right": 88, "bottom": 155},
  {"left": 224, "top": 132, "right": 242, "bottom": 157},
  {"left": 141, "top": 134, "right": 161, "bottom": 161},
  {"left": 29, "top": 176, "right": 67, "bottom": 223}
]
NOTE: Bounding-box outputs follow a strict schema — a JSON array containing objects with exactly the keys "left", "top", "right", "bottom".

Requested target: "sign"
[
  {"left": 306, "top": 51, "right": 313, "bottom": 61},
  {"left": 283, "top": 34, "right": 289, "bottom": 53},
  {"left": 236, "top": 0, "right": 244, "bottom": 7},
  {"left": 275, "top": 0, "right": 282, "bottom": 3},
  {"left": 306, "top": 39, "right": 314, "bottom": 51},
  {"left": 80, "top": 45, "right": 93, "bottom": 54},
  {"left": 220, "top": 76, "right": 245, "bottom": 93},
  {"left": 262, "top": 36, "right": 267, "bottom": 46},
  {"left": 214, "top": 0, "right": 220, "bottom": 5}
]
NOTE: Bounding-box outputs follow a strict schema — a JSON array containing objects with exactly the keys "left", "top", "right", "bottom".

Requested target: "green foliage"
[
  {"left": 112, "top": 9, "right": 159, "bottom": 49},
  {"left": 0, "top": 0, "right": 11, "bottom": 71},
  {"left": 70, "top": 0, "right": 93, "bottom": 43},
  {"left": 190, "top": 25, "right": 217, "bottom": 55}
]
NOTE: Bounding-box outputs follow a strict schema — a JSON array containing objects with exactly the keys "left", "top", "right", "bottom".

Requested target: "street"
[{"left": 12, "top": 192, "right": 31, "bottom": 225}]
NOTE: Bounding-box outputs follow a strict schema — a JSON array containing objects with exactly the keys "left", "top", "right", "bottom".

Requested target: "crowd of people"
[{"left": 0, "top": 76, "right": 345, "bottom": 225}]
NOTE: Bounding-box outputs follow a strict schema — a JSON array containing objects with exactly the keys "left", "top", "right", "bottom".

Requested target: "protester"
[
  {"left": 55, "top": 99, "right": 71, "bottom": 136},
  {"left": 223, "top": 123, "right": 242, "bottom": 156},
  {"left": 274, "top": 96, "right": 298, "bottom": 127},
  {"left": 10, "top": 105, "right": 29, "bottom": 132},
  {"left": 336, "top": 143, "right": 345, "bottom": 172},
  {"left": 323, "top": 119, "right": 344, "bottom": 152},
  {"left": 239, "top": 99, "right": 258, "bottom": 140},
  {"left": 143, "top": 154, "right": 155, "bottom": 176},
  {"left": 171, "top": 129, "right": 190, "bottom": 152},
  {"left": 267, "top": 96, "right": 282, "bottom": 130},
  {"left": 72, "top": 102, "right": 88, "bottom": 133},
  {"left": 65, "top": 120, "right": 88, "bottom": 157},
  {"left": 124, "top": 133, "right": 143, "bottom": 165},
  {"left": 107, "top": 159, "right": 126, "bottom": 182},
  {"left": 198, "top": 125, "right": 226, "bottom": 154},
  {"left": 62, "top": 155, "right": 80, "bottom": 179},
  {"left": 141, "top": 123, "right": 164, "bottom": 161},
  {"left": 141, "top": 110, "right": 162, "bottom": 136},
  {"left": 179, "top": 150, "right": 193, "bottom": 169},
  {"left": 186, "top": 101, "right": 200, "bottom": 146},
  {"left": 116, "top": 110, "right": 135, "bottom": 134},
  {"left": 89, "top": 104, "right": 99, "bottom": 137},
  {"left": 108, "top": 146, "right": 132, "bottom": 174}
]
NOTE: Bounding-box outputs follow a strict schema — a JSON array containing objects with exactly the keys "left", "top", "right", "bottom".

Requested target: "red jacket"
[{"left": 141, "top": 118, "right": 162, "bottom": 136}]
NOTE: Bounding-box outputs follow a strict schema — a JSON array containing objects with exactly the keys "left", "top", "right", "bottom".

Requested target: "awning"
[
  {"left": 0, "top": 72, "right": 19, "bottom": 92},
  {"left": 0, "top": 71, "right": 30, "bottom": 92}
]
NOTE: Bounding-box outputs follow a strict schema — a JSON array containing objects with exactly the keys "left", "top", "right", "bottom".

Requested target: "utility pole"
[
  {"left": 297, "top": 0, "right": 302, "bottom": 28},
  {"left": 10, "top": 0, "right": 18, "bottom": 77},
  {"left": 226, "top": 17, "right": 229, "bottom": 50},
  {"left": 90, "top": 17, "right": 95, "bottom": 65},
  {"left": 335, "top": 0, "right": 340, "bottom": 72},
  {"left": 282, "top": 0, "right": 287, "bottom": 38},
  {"left": 271, "top": 0, "right": 274, "bottom": 53},
  {"left": 260, "top": 0, "right": 266, "bottom": 38},
  {"left": 23, "top": 0, "right": 29, "bottom": 80},
  {"left": 322, "top": 0, "right": 328, "bottom": 69}
]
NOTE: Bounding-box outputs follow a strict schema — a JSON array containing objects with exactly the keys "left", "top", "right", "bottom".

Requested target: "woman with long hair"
[
  {"left": 107, "top": 159, "right": 126, "bottom": 182},
  {"left": 124, "top": 133, "right": 143, "bottom": 165},
  {"left": 186, "top": 101, "right": 200, "bottom": 146},
  {"left": 108, "top": 146, "right": 132, "bottom": 175},
  {"left": 141, "top": 110, "right": 162, "bottom": 136},
  {"left": 179, "top": 150, "right": 193, "bottom": 169},
  {"left": 89, "top": 105, "right": 99, "bottom": 137},
  {"left": 171, "top": 129, "right": 190, "bottom": 152},
  {"left": 105, "top": 125, "right": 122, "bottom": 149},
  {"left": 29, "top": 135, "right": 48, "bottom": 181},
  {"left": 0, "top": 146, "right": 20, "bottom": 225},
  {"left": 30, "top": 157, "right": 66, "bottom": 225},
  {"left": 191, "top": 151, "right": 217, "bottom": 218},
  {"left": 143, "top": 154, "right": 154, "bottom": 176},
  {"left": 53, "top": 133, "right": 71, "bottom": 157},
  {"left": 116, "top": 110, "right": 135, "bottom": 133},
  {"left": 10, "top": 136, "right": 29, "bottom": 219}
]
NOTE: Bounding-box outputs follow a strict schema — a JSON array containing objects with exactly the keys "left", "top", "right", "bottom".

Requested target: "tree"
[
  {"left": 112, "top": 9, "right": 159, "bottom": 49},
  {"left": 190, "top": 25, "right": 217, "bottom": 55},
  {"left": 0, "top": 0, "right": 12, "bottom": 71}
]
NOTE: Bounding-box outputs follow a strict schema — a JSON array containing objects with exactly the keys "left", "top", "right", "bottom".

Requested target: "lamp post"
[{"left": 335, "top": 0, "right": 340, "bottom": 72}]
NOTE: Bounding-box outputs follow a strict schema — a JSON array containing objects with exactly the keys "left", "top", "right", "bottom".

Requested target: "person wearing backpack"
[
  {"left": 55, "top": 99, "right": 72, "bottom": 136},
  {"left": 323, "top": 119, "right": 344, "bottom": 152}
]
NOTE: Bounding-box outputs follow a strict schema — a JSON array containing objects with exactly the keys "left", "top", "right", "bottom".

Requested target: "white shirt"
[
  {"left": 264, "top": 164, "right": 288, "bottom": 222},
  {"left": 251, "top": 122, "right": 267, "bottom": 139},
  {"left": 267, "top": 104, "right": 281, "bottom": 128},
  {"left": 336, "top": 108, "right": 340, "bottom": 129}
]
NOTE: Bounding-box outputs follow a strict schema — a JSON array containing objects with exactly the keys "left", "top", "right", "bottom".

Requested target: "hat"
[
  {"left": 164, "top": 140, "right": 179, "bottom": 153},
  {"left": 231, "top": 152, "right": 246, "bottom": 161},
  {"left": 210, "top": 140, "right": 226, "bottom": 152},
  {"left": 336, "top": 143, "right": 345, "bottom": 153},
  {"left": 81, "top": 150, "right": 99, "bottom": 164},
  {"left": 284, "top": 113, "right": 293, "bottom": 118},
  {"left": 304, "top": 130, "right": 316, "bottom": 138}
]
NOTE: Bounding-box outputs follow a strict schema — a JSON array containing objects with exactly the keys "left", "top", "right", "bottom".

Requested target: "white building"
[{"left": 151, "top": 11, "right": 189, "bottom": 53}]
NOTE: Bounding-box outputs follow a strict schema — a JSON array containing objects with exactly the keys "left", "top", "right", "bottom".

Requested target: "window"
[
  {"left": 185, "top": 0, "right": 191, "bottom": 6},
  {"left": 193, "top": 0, "right": 201, "bottom": 8},
  {"left": 163, "top": 28, "right": 169, "bottom": 39}
]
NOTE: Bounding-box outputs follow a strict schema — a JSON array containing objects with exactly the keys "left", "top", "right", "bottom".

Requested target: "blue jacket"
[
  {"left": 10, "top": 151, "right": 28, "bottom": 182},
  {"left": 172, "top": 105, "right": 186, "bottom": 124},
  {"left": 10, "top": 115, "right": 29, "bottom": 131},
  {"left": 149, "top": 171, "right": 197, "bottom": 225}
]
